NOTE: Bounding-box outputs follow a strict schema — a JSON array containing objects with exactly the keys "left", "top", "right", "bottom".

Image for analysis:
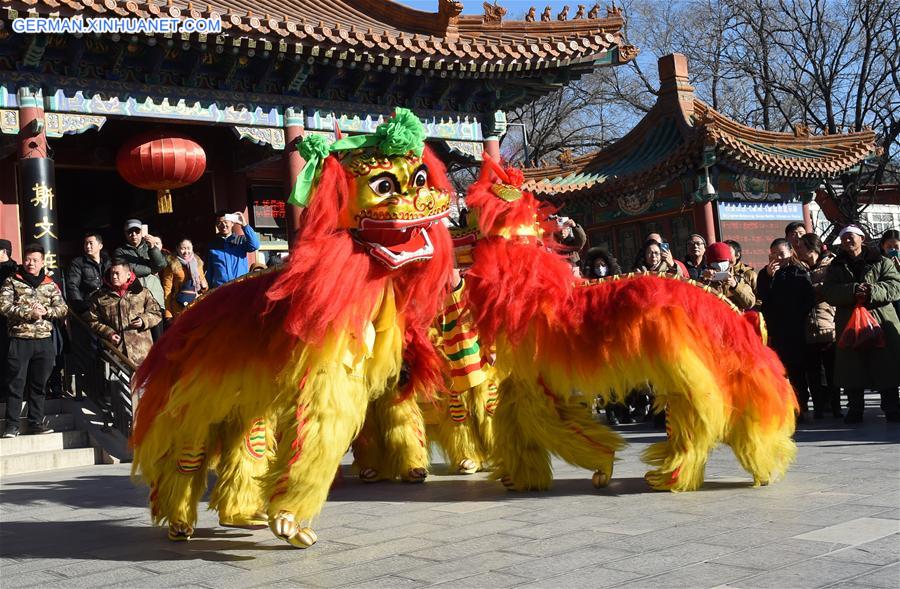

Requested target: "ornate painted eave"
[
  {"left": 523, "top": 53, "right": 879, "bottom": 202},
  {"left": 2, "top": 0, "right": 636, "bottom": 76}
]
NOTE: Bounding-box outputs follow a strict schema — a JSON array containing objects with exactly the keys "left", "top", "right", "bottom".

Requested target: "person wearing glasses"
[{"left": 114, "top": 219, "right": 166, "bottom": 340}]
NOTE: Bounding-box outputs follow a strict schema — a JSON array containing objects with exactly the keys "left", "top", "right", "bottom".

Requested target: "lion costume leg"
[
  {"left": 352, "top": 403, "right": 386, "bottom": 482},
  {"left": 378, "top": 391, "right": 429, "bottom": 482},
  {"left": 490, "top": 377, "right": 553, "bottom": 491},
  {"left": 640, "top": 351, "right": 727, "bottom": 492},
  {"left": 263, "top": 363, "right": 369, "bottom": 548},
  {"left": 728, "top": 412, "right": 796, "bottom": 487},
  {"left": 471, "top": 379, "right": 498, "bottom": 464},
  {"left": 209, "top": 416, "right": 272, "bottom": 528},
  {"left": 534, "top": 380, "right": 624, "bottom": 488},
  {"left": 435, "top": 386, "right": 489, "bottom": 474},
  {"left": 352, "top": 389, "right": 427, "bottom": 482},
  {"left": 144, "top": 434, "right": 210, "bottom": 541}
]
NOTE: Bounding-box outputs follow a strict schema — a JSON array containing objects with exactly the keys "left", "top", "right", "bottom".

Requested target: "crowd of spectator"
[
  {"left": 0, "top": 210, "right": 261, "bottom": 438},
  {"left": 579, "top": 222, "right": 900, "bottom": 427}
]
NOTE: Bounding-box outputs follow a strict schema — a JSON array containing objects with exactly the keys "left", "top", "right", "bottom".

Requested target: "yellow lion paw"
[
  {"left": 359, "top": 467, "right": 380, "bottom": 483},
  {"left": 457, "top": 459, "right": 479, "bottom": 475},
  {"left": 270, "top": 511, "right": 318, "bottom": 549},
  {"left": 592, "top": 454, "right": 615, "bottom": 488},
  {"left": 167, "top": 521, "right": 193, "bottom": 542},
  {"left": 403, "top": 467, "right": 428, "bottom": 483},
  {"left": 592, "top": 469, "right": 611, "bottom": 489}
]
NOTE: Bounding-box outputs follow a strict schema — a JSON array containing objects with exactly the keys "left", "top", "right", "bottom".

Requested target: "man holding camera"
[{"left": 205, "top": 210, "right": 260, "bottom": 288}]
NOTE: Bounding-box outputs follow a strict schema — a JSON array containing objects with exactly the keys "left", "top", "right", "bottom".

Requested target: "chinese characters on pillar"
[
  {"left": 18, "top": 158, "right": 59, "bottom": 274},
  {"left": 30, "top": 183, "right": 58, "bottom": 270}
]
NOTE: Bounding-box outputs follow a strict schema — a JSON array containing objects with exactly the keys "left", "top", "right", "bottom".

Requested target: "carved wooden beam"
[{"left": 285, "top": 62, "right": 310, "bottom": 94}]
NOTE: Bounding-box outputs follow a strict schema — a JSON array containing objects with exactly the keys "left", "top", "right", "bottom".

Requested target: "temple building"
[
  {"left": 522, "top": 53, "right": 881, "bottom": 270},
  {"left": 0, "top": 0, "right": 636, "bottom": 268}
]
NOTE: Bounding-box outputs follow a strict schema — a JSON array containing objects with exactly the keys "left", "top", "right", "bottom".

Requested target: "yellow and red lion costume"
[
  {"left": 462, "top": 156, "right": 798, "bottom": 492},
  {"left": 131, "top": 109, "right": 453, "bottom": 548}
]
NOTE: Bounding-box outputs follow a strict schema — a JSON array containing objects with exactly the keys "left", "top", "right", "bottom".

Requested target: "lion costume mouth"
[{"left": 353, "top": 212, "right": 447, "bottom": 269}]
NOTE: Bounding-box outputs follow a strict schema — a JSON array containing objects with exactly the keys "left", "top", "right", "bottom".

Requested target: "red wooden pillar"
[
  {"left": 482, "top": 111, "right": 506, "bottom": 179},
  {"left": 802, "top": 202, "right": 813, "bottom": 233},
  {"left": 284, "top": 108, "right": 305, "bottom": 247},
  {"left": 0, "top": 159, "right": 21, "bottom": 261},
  {"left": 693, "top": 201, "right": 716, "bottom": 245}
]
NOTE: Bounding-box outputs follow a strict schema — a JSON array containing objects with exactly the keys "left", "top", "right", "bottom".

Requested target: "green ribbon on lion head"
[{"left": 288, "top": 108, "right": 427, "bottom": 207}]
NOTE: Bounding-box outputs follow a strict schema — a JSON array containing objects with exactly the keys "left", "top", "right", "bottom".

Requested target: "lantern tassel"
[{"left": 157, "top": 189, "right": 173, "bottom": 214}]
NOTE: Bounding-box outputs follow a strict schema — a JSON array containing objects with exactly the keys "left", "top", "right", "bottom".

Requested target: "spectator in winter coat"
[
  {"left": 795, "top": 233, "right": 841, "bottom": 418},
  {"left": 700, "top": 242, "right": 756, "bottom": 310},
  {"left": 87, "top": 260, "right": 162, "bottom": 367},
  {"left": 66, "top": 232, "right": 111, "bottom": 315},
  {"left": 882, "top": 229, "right": 900, "bottom": 317},
  {"left": 205, "top": 211, "right": 260, "bottom": 288},
  {"left": 161, "top": 238, "right": 209, "bottom": 321},
  {"left": 823, "top": 225, "right": 900, "bottom": 424},
  {"left": 682, "top": 234, "right": 707, "bottom": 280},
  {"left": 785, "top": 221, "right": 807, "bottom": 251},
  {"left": 583, "top": 247, "right": 621, "bottom": 280},
  {"left": 0, "top": 243, "right": 68, "bottom": 437},
  {"left": 635, "top": 239, "right": 682, "bottom": 276},
  {"left": 551, "top": 215, "right": 587, "bottom": 266},
  {"left": 634, "top": 233, "right": 688, "bottom": 276},
  {"left": 725, "top": 239, "right": 759, "bottom": 298},
  {"left": 756, "top": 238, "right": 815, "bottom": 420},
  {"left": 114, "top": 220, "right": 166, "bottom": 342}
]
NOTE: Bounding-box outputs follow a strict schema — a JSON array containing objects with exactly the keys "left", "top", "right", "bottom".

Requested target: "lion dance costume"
[
  {"left": 131, "top": 109, "right": 453, "bottom": 548},
  {"left": 462, "top": 156, "right": 798, "bottom": 492}
]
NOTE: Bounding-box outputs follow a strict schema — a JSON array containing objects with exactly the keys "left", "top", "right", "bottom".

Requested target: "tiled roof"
[
  {"left": 5, "top": 0, "right": 638, "bottom": 76},
  {"left": 523, "top": 53, "right": 879, "bottom": 200}
]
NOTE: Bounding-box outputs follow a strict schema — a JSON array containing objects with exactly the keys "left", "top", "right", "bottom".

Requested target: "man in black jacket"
[
  {"left": 756, "top": 238, "right": 815, "bottom": 420},
  {"left": 66, "top": 232, "right": 110, "bottom": 315}
]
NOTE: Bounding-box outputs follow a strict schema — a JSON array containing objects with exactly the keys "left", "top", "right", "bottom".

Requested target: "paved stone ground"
[{"left": 2, "top": 401, "right": 899, "bottom": 589}]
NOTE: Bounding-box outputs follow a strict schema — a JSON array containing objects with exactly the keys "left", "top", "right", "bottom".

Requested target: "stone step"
[
  {"left": 0, "top": 413, "right": 75, "bottom": 433},
  {"left": 0, "top": 447, "right": 100, "bottom": 477},
  {"left": 0, "top": 429, "right": 89, "bottom": 455},
  {"left": 0, "top": 399, "right": 65, "bottom": 418}
]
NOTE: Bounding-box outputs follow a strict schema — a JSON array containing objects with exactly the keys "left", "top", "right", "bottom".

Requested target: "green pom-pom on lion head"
[
  {"left": 288, "top": 108, "right": 428, "bottom": 207},
  {"left": 297, "top": 133, "right": 331, "bottom": 161},
  {"left": 373, "top": 107, "right": 427, "bottom": 157}
]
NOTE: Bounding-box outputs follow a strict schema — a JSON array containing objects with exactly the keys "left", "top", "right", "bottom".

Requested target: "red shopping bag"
[{"left": 838, "top": 305, "right": 885, "bottom": 349}]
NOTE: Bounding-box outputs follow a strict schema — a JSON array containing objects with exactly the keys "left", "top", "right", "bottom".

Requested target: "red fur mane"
[{"left": 463, "top": 174, "right": 574, "bottom": 345}]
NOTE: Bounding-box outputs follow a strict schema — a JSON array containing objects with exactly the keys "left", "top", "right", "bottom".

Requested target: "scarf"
[
  {"left": 177, "top": 254, "right": 201, "bottom": 293},
  {"left": 104, "top": 270, "right": 136, "bottom": 298},
  {"left": 18, "top": 267, "right": 45, "bottom": 289}
]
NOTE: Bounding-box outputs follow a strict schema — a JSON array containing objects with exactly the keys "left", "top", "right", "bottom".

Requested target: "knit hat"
[{"left": 706, "top": 242, "right": 733, "bottom": 264}]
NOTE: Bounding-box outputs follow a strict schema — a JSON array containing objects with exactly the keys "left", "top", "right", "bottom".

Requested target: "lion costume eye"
[
  {"left": 368, "top": 173, "right": 398, "bottom": 197},
  {"left": 412, "top": 167, "right": 428, "bottom": 188}
]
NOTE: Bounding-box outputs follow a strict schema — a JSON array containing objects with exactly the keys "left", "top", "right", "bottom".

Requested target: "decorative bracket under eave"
[
  {"left": 232, "top": 125, "right": 286, "bottom": 150},
  {"left": 0, "top": 109, "right": 107, "bottom": 138}
]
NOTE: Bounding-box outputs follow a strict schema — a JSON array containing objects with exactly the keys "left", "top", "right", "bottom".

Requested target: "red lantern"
[{"left": 116, "top": 132, "right": 206, "bottom": 214}]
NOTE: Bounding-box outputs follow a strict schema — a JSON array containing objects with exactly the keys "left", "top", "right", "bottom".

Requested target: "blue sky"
[{"left": 399, "top": 1, "right": 575, "bottom": 17}]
